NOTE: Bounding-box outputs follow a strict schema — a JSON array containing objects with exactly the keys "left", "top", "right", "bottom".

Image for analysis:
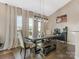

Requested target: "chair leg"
[{"left": 24, "top": 48, "right": 26, "bottom": 59}]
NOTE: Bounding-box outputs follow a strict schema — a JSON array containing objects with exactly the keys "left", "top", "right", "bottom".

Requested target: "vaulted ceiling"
[{"left": 0, "top": 0, "right": 71, "bottom": 16}]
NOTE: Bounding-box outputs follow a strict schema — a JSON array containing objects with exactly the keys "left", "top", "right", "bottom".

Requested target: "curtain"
[
  {"left": 41, "top": 19, "right": 48, "bottom": 35},
  {"left": 41, "top": 19, "right": 45, "bottom": 36},
  {"left": 3, "top": 4, "right": 30, "bottom": 50},
  {"left": 3, "top": 5, "right": 18, "bottom": 49},
  {"left": 3, "top": 4, "right": 24, "bottom": 50},
  {"left": 33, "top": 18, "right": 38, "bottom": 38},
  {"left": 0, "top": 3, "right": 6, "bottom": 44},
  {"left": 22, "top": 10, "right": 29, "bottom": 37}
]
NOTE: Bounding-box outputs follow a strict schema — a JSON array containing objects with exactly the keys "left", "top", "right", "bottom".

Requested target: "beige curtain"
[
  {"left": 22, "top": 10, "right": 29, "bottom": 37},
  {"left": 3, "top": 4, "right": 25, "bottom": 50},
  {"left": 41, "top": 19, "right": 45, "bottom": 36},
  {"left": 41, "top": 19, "right": 48, "bottom": 36},
  {"left": 3, "top": 4, "right": 30, "bottom": 50},
  {"left": 33, "top": 18, "right": 38, "bottom": 38},
  {"left": 0, "top": 3, "right": 6, "bottom": 44},
  {"left": 3, "top": 5, "right": 18, "bottom": 49}
]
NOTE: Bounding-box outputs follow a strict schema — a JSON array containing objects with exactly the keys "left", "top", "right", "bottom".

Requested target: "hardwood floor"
[
  {"left": 0, "top": 52, "right": 15, "bottom": 59},
  {"left": 49, "top": 42, "right": 75, "bottom": 59},
  {"left": 26, "top": 42, "right": 75, "bottom": 59},
  {"left": 0, "top": 42, "right": 75, "bottom": 59}
]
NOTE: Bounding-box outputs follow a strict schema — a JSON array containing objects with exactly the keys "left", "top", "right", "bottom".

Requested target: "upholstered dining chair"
[
  {"left": 17, "top": 30, "right": 35, "bottom": 59},
  {"left": 23, "top": 37, "right": 35, "bottom": 59}
]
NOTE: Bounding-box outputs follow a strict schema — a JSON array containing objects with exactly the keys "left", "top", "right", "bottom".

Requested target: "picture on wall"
[{"left": 56, "top": 14, "right": 67, "bottom": 23}]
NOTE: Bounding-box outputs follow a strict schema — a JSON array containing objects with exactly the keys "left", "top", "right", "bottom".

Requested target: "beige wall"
[
  {"left": 48, "top": 0, "right": 79, "bottom": 58},
  {"left": 48, "top": 0, "right": 79, "bottom": 45}
]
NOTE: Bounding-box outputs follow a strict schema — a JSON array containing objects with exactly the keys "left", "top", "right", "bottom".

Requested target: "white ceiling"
[{"left": 0, "top": 0, "right": 71, "bottom": 16}]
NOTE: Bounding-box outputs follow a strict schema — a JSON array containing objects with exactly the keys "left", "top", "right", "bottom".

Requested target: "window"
[
  {"left": 17, "top": 16, "right": 22, "bottom": 31},
  {"left": 38, "top": 20, "right": 41, "bottom": 37},
  {"left": 29, "top": 18, "right": 33, "bottom": 38},
  {"left": 16, "top": 16, "right": 22, "bottom": 39},
  {"left": 38, "top": 21, "right": 41, "bottom": 32}
]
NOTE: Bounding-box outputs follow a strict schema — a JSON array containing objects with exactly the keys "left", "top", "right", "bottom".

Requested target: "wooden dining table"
[{"left": 24, "top": 35, "right": 57, "bottom": 54}]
